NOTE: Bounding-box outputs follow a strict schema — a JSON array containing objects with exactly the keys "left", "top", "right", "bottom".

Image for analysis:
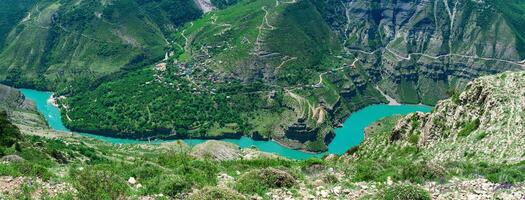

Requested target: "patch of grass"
[
  {"left": 458, "top": 119, "right": 480, "bottom": 137},
  {"left": 376, "top": 184, "right": 431, "bottom": 200},
  {"left": 475, "top": 131, "right": 488, "bottom": 141},
  {"left": 0, "top": 162, "right": 52, "bottom": 180},
  {"left": 70, "top": 167, "right": 129, "bottom": 200}
]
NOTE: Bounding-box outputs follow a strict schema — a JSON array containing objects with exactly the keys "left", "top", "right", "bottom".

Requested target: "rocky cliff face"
[
  {"left": 392, "top": 71, "right": 525, "bottom": 163},
  {"left": 319, "top": 0, "right": 525, "bottom": 104},
  {"left": 0, "top": 84, "right": 47, "bottom": 129},
  {"left": 0, "top": 84, "right": 25, "bottom": 111}
]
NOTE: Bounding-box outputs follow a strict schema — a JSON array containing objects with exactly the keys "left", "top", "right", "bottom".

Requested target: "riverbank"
[{"left": 20, "top": 88, "right": 432, "bottom": 159}]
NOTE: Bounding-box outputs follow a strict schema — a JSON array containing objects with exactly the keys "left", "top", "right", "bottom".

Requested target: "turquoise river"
[{"left": 20, "top": 89, "right": 432, "bottom": 160}]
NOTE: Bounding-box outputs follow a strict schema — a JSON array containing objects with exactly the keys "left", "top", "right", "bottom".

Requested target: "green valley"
[{"left": 1, "top": 0, "right": 525, "bottom": 152}]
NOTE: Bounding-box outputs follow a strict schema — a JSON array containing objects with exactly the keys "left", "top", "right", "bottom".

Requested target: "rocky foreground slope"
[
  {"left": 0, "top": 84, "right": 48, "bottom": 131},
  {"left": 392, "top": 71, "right": 525, "bottom": 164}
]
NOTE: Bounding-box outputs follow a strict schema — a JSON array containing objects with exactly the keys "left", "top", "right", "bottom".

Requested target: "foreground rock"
[
  {"left": 0, "top": 155, "right": 25, "bottom": 163},
  {"left": 0, "top": 176, "right": 75, "bottom": 198},
  {"left": 190, "top": 140, "right": 280, "bottom": 161}
]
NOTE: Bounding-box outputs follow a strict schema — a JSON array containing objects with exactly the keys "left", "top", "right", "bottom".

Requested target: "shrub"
[
  {"left": 188, "top": 186, "right": 246, "bottom": 200},
  {"left": 458, "top": 119, "right": 480, "bottom": 137},
  {"left": 159, "top": 175, "right": 192, "bottom": 197},
  {"left": 72, "top": 167, "right": 128, "bottom": 200},
  {"left": 475, "top": 131, "right": 488, "bottom": 140},
  {"left": 408, "top": 133, "right": 420, "bottom": 145},
  {"left": 235, "top": 168, "right": 296, "bottom": 195},
  {"left": 0, "top": 162, "right": 52, "bottom": 180},
  {"left": 0, "top": 111, "right": 22, "bottom": 147},
  {"left": 15, "top": 162, "right": 52, "bottom": 180},
  {"left": 322, "top": 174, "right": 338, "bottom": 184},
  {"left": 377, "top": 184, "right": 431, "bottom": 200},
  {"left": 484, "top": 162, "right": 525, "bottom": 184}
]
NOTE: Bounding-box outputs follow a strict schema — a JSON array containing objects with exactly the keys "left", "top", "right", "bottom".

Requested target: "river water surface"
[{"left": 20, "top": 89, "right": 431, "bottom": 159}]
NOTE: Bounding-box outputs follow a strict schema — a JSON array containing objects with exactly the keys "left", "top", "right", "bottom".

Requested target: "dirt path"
[
  {"left": 180, "top": 22, "right": 194, "bottom": 53},
  {"left": 285, "top": 89, "right": 314, "bottom": 118},
  {"left": 375, "top": 86, "right": 400, "bottom": 105},
  {"left": 385, "top": 46, "right": 525, "bottom": 68},
  {"left": 348, "top": 44, "right": 525, "bottom": 68},
  {"left": 276, "top": 56, "right": 297, "bottom": 70}
]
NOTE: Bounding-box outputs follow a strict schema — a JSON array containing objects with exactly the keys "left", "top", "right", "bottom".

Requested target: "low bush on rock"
[
  {"left": 235, "top": 167, "right": 296, "bottom": 195},
  {"left": 376, "top": 184, "right": 431, "bottom": 200}
]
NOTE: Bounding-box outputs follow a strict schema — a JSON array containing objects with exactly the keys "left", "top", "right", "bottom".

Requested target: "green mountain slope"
[
  {"left": 0, "top": 0, "right": 202, "bottom": 90},
  {"left": 0, "top": 0, "right": 37, "bottom": 50},
  {"left": 61, "top": 0, "right": 366, "bottom": 152}
]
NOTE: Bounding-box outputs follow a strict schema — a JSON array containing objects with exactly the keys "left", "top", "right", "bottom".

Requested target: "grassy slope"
[
  {"left": 0, "top": 0, "right": 36, "bottom": 51},
  {"left": 339, "top": 115, "right": 525, "bottom": 184},
  {"left": 0, "top": 115, "right": 307, "bottom": 199},
  {"left": 0, "top": 0, "right": 202, "bottom": 90},
  {"left": 493, "top": 0, "right": 525, "bottom": 58},
  {"left": 267, "top": 0, "right": 341, "bottom": 86}
]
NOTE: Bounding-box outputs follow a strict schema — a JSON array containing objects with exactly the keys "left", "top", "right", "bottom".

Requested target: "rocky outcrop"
[
  {"left": 392, "top": 72, "right": 525, "bottom": 163},
  {"left": 193, "top": 0, "right": 215, "bottom": 13},
  {"left": 0, "top": 84, "right": 25, "bottom": 111},
  {"left": 284, "top": 118, "right": 318, "bottom": 143},
  {"left": 190, "top": 140, "right": 242, "bottom": 161},
  {"left": 190, "top": 140, "right": 279, "bottom": 161},
  {"left": 0, "top": 84, "right": 48, "bottom": 130}
]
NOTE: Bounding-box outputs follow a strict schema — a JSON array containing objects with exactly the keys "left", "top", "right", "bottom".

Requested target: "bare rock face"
[
  {"left": 193, "top": 0, "right": 215, "bottom": 13},
  {"left": 190, "top": 140, "right": 242, "bottom": 161},
  {"left": 0, "top": 84, "right": 24, "bottom": 111},
  {"left": 392, "top": 72, "right": 525, "bottom": 163},
  {"left": 321, "top": 0, "right": 525, "bottom": 104}
]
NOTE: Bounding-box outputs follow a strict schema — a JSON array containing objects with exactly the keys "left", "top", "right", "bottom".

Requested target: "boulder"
[
  {"left": 127, "top": 177, "right": 137, "bottom": 185},
  {"left": 0, "top": 155, "right": 25, "bottom": 163}
]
